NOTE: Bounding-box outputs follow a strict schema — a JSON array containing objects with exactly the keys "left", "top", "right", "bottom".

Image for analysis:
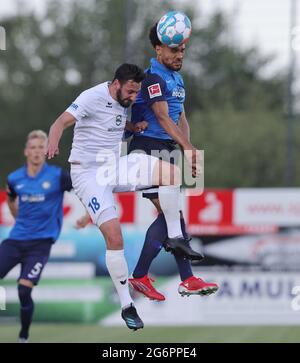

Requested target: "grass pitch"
[{"left": 1, "top": 324, "right": 300, "bottom": 343}]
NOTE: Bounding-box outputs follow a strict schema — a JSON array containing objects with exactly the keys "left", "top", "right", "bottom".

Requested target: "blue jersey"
[
  {"left": 6, "top": 163, "right": 72, "bottom": 242},
  {"left": 131, "top": 58, "right": 185, "bottom": 140}
]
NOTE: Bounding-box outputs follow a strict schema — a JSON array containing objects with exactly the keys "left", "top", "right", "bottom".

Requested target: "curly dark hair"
[{"left": 149, "top": 22, "right": 162, "bottom": 48}]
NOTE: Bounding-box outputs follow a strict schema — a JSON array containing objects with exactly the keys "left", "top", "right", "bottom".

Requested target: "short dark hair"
[
  {"left": 149, "top": 22, "right": 162, "bottom": 48},
  {"left": 113, "top": 63, "right": 145, "bottom": 84}
]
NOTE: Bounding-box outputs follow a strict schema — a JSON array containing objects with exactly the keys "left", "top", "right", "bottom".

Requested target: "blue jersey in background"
[{"left": 6, "top": 163, "right": 72, "bottom": 242}]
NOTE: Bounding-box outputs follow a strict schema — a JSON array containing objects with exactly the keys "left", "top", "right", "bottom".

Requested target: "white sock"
[
  {"left": 158, "top": 185, "right": 183, "bottom": 238},
  {"left": 105, "top": 249, "right": 133, "bottom": 308}
]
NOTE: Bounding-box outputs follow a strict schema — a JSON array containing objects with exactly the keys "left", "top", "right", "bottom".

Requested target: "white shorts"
[{"left": 70, "top": 153, "right": 158, "bottom": 226}]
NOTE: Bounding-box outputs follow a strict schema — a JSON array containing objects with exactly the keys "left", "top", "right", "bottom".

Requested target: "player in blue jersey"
[
  {"left": 0, "top": 130, "right": 72, "bottom": 342},
  {"left": 128, "top": 23, "right": 219, "bottom": 301}
]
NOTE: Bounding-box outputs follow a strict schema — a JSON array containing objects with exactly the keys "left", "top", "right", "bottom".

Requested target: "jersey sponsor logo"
[
  {"left": 16, "top": 184, "right": 24, "bottom": 190},
  {"left": 172, "top": 87, "right": 185, "bottom": 99},
  {"left": 106, "top": 102, "right": 113, "bottom": 108},
  {"left": 120, "top": 279, "right": 127, "bottom": 285},
  {"left": 116, "top": 115, "right": 122, "bottom": 126},
  {"left": 107, "top": 127, "right": 123, "bottom": 132},
  {"left": 42, "top": 181, "right": 51, "bottom": 190},
  {"left": 148, "top": 83, "right": 162, "bottom": 99},
  {"left": 21, "top": 194, "right": 45, "bottom": 202}
]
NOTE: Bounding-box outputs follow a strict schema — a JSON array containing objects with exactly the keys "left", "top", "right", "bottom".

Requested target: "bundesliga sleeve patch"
[{"left": 148, "top": 83, "right": 162, "bottom": 99}]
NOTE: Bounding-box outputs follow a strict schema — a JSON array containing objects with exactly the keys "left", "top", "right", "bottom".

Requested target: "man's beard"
[
  {"left": 170, "top": 63, "right": 182, "bottom": 71},
  {"left": 116, "top": 89, "right": 132, "bottom": 108},
  {"left": 163, "top": 60, "right": 182, "bottom": 71}
]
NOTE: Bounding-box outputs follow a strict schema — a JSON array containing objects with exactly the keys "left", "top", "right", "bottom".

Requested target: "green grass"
[{"left": 1, "top": 324, "right": 300, "bottom": 343}]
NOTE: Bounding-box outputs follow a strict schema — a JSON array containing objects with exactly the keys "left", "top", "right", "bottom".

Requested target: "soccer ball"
[{"left": 156, "top": 11, "right": 192, "bottom": 48}]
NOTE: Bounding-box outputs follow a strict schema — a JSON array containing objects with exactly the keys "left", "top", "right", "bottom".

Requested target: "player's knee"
[
  {"left": 101, "top": 226, "right": 123, "bottom": 249},
  {"left": 105, "top": 235, "right": 124, "bottom": 250},
  {"left": 99, "top": 213, "right": 124, "bottom": 250}
]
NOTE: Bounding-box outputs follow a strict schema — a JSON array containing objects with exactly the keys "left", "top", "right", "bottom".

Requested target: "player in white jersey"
[{"left": 46, "top": 63, "right": 201, "bottom": 330}]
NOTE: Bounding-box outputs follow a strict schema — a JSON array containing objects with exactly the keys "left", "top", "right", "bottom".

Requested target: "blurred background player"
[
  {"left": 127, "top": 23, "right": 219, "bottom": 301},
  {"left": 0, "top": 130, "right": 72, "bottom": 342},
  {"left": 46, "top": 63, "right": 198, "bottom": 330}
]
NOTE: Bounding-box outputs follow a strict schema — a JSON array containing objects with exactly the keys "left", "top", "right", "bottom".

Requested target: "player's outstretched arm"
[
  {"left": 152, "top": 101, "right": 193, "bottom": 150},
  {"left": 178, "top": 110, "right": 190, "bottom": 141},
  {"left": 152, "top": 102, "right": 199, "bottom": 177},
  {"left": 47, "top": 112, "right": 76, "bottom": 159}
]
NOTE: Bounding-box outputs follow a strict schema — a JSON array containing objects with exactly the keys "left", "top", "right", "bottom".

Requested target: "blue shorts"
[
  {"left": 0, "top": 239, "right": 53, "bottom": 285},
  {"left": 128, "top": 135, "right": 179, "bottom": 199}
]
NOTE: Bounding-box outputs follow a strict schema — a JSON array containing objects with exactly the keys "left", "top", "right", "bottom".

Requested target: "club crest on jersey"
[
  {"left": 115, "top": 115, "right": 122, "bottom": 126},
  {"left": 148, "top": 83, "right": 162, "bottom": 99},
  {"left": 42, "top": 181, "right": 51, "bottom": 189}
]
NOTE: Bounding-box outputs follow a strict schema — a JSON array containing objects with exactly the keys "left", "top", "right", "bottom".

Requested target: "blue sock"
[
  {"left": 174, "top": 218, "right": 193, "bottom": 281},
  {"left": 133, "top": 214, "right": 167, "bottom": 278},
  {"left": 133, "top": 214, "right": 193, "bottom": 281},
  {"left": 18, "top": 284, "right": 34, "bottom": 339}
]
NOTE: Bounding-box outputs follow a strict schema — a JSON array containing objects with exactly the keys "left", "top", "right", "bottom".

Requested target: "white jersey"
[{"left": 66, "top": 82, "right": 128, "bottom": 164}]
